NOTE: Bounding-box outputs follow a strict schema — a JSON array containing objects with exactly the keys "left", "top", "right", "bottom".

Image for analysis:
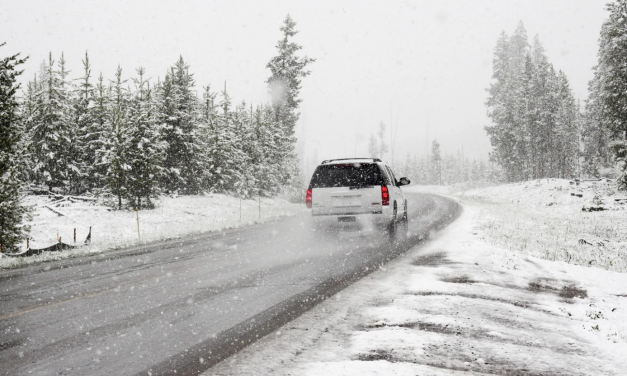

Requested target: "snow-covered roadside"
[
  {"left": 413, "top": 179, "right": 627, "bottom": 272},
  {"left": 461, "top": 179, "right": 627, "bottom": 272},
  {"left": 0, "top": 194, "right": 304, "bottom": 269},
  {"left": 207, "top": 197, "right": 627, "bottom": 375}
]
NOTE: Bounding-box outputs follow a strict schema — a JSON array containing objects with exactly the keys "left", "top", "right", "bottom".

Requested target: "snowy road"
[{"left": 0, "top": 193, "right": 460, "bottom": 376}]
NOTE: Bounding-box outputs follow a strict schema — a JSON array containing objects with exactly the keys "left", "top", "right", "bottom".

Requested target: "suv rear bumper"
[
  {"left": 311, "top": 206, "right": 393, "bottom": 223},
  {"left": 312, "top": 205, "right": 391, "bottom": 217},
  {"left": 310, "top": 212, "right": 393, "bottom": 230},
  {"left": 312, "top": 210, "right": 382, "bottom": 216}
]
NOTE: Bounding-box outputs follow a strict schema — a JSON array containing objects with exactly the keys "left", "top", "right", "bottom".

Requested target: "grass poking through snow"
[{"left": 461, "top": 179, "right": 627, "bottom": 273}]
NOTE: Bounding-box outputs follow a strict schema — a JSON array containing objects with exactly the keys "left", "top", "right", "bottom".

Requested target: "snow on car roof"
[{"left": 320, "top": 158, "right": 382, "bottom": 165}]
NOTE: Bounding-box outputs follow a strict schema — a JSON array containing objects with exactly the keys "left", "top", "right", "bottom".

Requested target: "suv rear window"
[{"left": 309, "top": 163, "right": 385, "bottom": 188}]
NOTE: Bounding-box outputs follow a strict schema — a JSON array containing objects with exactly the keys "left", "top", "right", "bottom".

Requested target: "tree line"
[
  {"left": 22, "top": 53, "right": 302, "bottom": 207},
  {"left": 583, "top": 0, "right": 627, "bottom": 189},
  {"left": 487, "top": 5, "right": 627, "bottom": 191},
  {"left": 485, "top": 22, "right": 580, "bottom": 183},
  {"left": 396, "top": 140, "right": 500, "bottom": 186},
  {"left": 0, "top": 15, "right": 313, "bottom": 251}
]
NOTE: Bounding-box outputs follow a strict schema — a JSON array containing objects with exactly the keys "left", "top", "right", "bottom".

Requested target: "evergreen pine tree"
[
  {"left": 126, "top": 67, "right": 164, "bottom": 208},
  {"left": 0, "top": 43, "right": 29, "bottom": 252},
  {"left": 485, "top": 31, "right": 521, "bottom": 182},
  {"left": 158, "top": 57, "right": 203, "bottom": 194},
  {"left": 582, "top": 74, "right": 611, "bottom": 177},
  {"left": 100, "top": 66, "right": 130, "bottom": 209},
  {"left": 487, "top": 23, "right": 580, "bottom": 182},
  {"left": 377, "top": 122, "right": 388, "bottom": 159},
  {"left": 266, "top": 14, "right": 315, "bottom": 135},
  {"left": 554, "top": 71, "right": 580, "bottom": 178},
  {"left": 71, "top": 52, "right": 98, "bottom": 192},
  {"left": 20, "top": 74, "right": 39, "bottom": 184},
  {"left": 57, "top": 53, "right": 82, "bottom": 193},
  {"left": 266, "top": 15, "right": 314, "bottom": 195},
  {"left": 239, "top": 103, "right": 260, "bottom": 198},
  {"left": 367, "top": 134, "right": 378, "bottom": 158},
  {"left": 429, "top": 140, "right": 442, "bottom": 185},
  {"left": 590, "top": 0, "right": 627, "bottom": 188},
  {"left": 254, "top": 104, "right": 283, "bottom": 196},
  {"left": 90, "top": 73, "right": 110, "bottom": 189},
  {"left": 209, "top": 84, "right": 244, "bottom": 194},
  {"left": 31, "top": 53, "right": 71, "bottom": 191},
  {"left": 198, "top": 84, "right": 219, "bottom": 191}
]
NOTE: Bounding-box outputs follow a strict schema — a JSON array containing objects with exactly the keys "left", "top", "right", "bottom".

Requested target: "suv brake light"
[
  {"left": 306, "top": 188, "right": 312, "bottom": 208},
  {"left": 381, "top": 185, "right": 390, "bottom": 206}
]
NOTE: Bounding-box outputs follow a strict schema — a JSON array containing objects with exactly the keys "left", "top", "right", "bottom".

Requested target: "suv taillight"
[
  {"left": 381, "top": 185, "right": 389, "bottom": 206},
  {"left": 306, "top": 188, "right": 312, "bottom": 208}
]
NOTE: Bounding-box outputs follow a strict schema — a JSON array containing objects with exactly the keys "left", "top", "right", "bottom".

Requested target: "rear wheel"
[
  {"left": 387, "top": 202, "right": 398, "bottom": 236},
  {"left": 388, "top": 201, "right": 408, "bottom": 245},
  {"left": 399, "top": 201, "right": 408, "bottom": 241},
  {"left": 403, "top": 200, "right": 408, "bottom": 222}
]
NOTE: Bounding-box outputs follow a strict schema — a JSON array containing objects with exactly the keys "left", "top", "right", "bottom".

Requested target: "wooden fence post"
[
  {"left": 136, "top": 207, "right": 141, "bottom": 240},
  {"left": 74, "top": 228, "right": 76, "bottom": 243}
]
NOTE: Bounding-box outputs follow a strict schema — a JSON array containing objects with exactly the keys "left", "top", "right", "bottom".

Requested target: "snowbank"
[
  {"left": 409, "top": 179, "right": 627, "bottom": 272},
  {"left": 460, "top": 179, "right": 627, "bottom": 272},
  {"left": 0, "top": 194, "right": 304, "bottom": 269}
]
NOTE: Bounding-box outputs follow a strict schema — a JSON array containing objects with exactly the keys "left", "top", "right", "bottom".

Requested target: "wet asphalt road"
[{"left": 0, "top": 192, "right": 460, "bottom": 376}]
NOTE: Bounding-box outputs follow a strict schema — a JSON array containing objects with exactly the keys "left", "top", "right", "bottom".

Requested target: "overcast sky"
[{"left": 0, "top": 0, "right": 609, "bottom": 174}]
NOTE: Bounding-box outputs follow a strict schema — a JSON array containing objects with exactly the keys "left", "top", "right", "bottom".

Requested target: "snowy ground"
[
  {"left": 460, "top": 179, "right": 627, "bottom": 273},
  {"left": 207, "top": 181, "right": 627, "bottom": 375},
  {"left": 0, "top": 194, "right": 304, "bottom": 269}
]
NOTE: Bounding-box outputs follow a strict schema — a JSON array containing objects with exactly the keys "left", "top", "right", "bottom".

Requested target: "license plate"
[
  {"left": 334, "top": 196, "right": 358, "bottom": 206},
  {"left": 338, "top": 216, "right": 356, "bottom": 222}
]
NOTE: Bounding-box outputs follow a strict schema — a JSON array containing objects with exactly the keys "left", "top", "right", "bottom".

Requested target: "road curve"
[{"left": 0, "top": 193, "right": 460, "bottom": 376}]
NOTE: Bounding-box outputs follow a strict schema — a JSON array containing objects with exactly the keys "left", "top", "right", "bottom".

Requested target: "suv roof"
[{"left": 320, "top": 158, "right": 382, "bottom": 165}]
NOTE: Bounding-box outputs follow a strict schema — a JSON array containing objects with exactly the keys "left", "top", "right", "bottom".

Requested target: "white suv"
[{"left": 305, "top": 158, "right": 410, "bottom": 233}]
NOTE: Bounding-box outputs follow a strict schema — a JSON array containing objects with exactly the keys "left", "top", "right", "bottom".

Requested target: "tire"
[
  {"left": 403, "top": 200, "right": 408, "bottom": 222},
  {"left": 399, "top": 202, "right": 409, "bottom": 242},
  {"left": 387, "top": 202, "right": 398, "bottom": 237},
  {"left": 389, "top": 201, "right": 408, "bottom": 245}
]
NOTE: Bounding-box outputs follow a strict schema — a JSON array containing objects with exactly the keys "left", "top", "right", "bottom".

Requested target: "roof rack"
[{"left": 321, "top": 158, "right": 382, "bottom": 164}]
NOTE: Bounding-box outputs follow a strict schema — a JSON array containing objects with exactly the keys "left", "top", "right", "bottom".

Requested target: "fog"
[{"left": 1, "top": 0, "right": 607, "bottom": 175}]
